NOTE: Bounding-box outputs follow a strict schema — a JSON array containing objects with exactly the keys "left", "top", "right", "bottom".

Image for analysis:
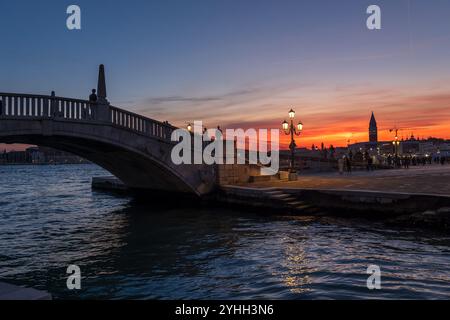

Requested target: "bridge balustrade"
[
  {"left": 0, "top": 93, "right": 96, "bottom": 121},
  {"left": 109, "top": 106, "right": 174, "bottom": 142},
  {"left": 0, "top": 93, "right": 176, "bottom": 143}
]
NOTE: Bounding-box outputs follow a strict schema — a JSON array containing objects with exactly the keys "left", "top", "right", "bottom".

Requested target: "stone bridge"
[{"left": 0, "top": 65, "right": 216, "bottom": 197}]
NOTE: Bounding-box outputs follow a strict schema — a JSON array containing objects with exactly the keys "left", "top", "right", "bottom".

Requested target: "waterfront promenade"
[{"left": 248, "top": 165, "right": 450, "bottom": 196}]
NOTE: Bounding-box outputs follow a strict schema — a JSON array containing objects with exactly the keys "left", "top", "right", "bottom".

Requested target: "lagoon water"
[{"left": 1, "top": 164, "right": 450, "bottom": 299}]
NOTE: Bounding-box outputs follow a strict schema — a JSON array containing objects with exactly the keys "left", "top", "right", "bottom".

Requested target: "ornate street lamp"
[
  {"left": 392, "top": 136, "right": 400, "bottom": 156},
  {"left": 282, "top": 108, "right": 303, "bottom": 178}
]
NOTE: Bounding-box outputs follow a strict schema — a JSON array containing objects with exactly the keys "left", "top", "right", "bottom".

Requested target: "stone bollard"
[{"left": 288, "top": 171, "right": 298, "bottom": 181}]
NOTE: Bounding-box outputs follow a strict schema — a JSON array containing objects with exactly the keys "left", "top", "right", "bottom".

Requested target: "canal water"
[{"left": 1, "top": 164, "right": 449, "bottom": 299}]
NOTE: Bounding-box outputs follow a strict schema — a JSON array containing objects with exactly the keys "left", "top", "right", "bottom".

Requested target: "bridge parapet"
[
  {"left": 109, "top": 106, "right": 175, "bottom": 142},
  {"left": 0, "top": 92, "right": 96, "bottom": 121},
  {"left": 0, "top": 92, "right": 176, "bottom": 143}
]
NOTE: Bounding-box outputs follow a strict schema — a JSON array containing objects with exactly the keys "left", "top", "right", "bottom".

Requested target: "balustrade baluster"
[
  {"left": 13, "top": 97, "right": 18, "bottom": 116},
  {"left": 43, "top": 98, "right": 49, "bottom": 117},
  {"left": 31, "top": 98, "right": 35, "bottom": 116}
]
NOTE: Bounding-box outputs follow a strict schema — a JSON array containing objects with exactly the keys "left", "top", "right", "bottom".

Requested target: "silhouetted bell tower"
[{"left": 369, "top": 112, "right": 378, "bottom": 143}]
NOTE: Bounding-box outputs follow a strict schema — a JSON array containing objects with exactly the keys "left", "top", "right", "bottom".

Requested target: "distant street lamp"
[
  {"left": 282, "top": 108, "right": 303, "bottom": 177},
  {"left": 390, "top": 128, "right": 400, "bottom": 157},
  {"left": 392, "top": 136, "right": 400, "bottom": 156},
  {"left": 187, "top": 123, "right": 193, "bottom": 132}
]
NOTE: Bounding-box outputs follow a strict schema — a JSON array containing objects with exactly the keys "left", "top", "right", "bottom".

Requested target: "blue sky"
[{"left": 1, "top": 0, "right": 450, "bottom": 146}]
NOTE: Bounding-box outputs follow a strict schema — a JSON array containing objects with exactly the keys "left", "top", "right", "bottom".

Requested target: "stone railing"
[
  {"left": 0, "top": 93, "right": 96, "bottom": 120},
  {"left": 109, "top": 106, "right": 175, "bottom": 141},
  {"left": 0, "top": 92, "right": 176, "bottom": 142}
]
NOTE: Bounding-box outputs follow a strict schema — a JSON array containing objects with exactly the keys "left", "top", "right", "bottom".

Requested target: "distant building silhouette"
[{"left": 369, "top": 112, "right": 378, "bottom": 143}]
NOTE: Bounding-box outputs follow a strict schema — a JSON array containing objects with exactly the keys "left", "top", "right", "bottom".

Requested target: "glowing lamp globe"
[{"left": 288, "top": 109, "right": 296, "bottom": 119}]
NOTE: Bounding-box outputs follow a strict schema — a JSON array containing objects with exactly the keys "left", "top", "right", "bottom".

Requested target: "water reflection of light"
[{"left": 272, "top": 235, "right": 318, "bottom": 294}]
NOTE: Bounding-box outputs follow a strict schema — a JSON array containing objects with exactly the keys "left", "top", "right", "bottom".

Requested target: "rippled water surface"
[{"left": 1, "top": 164, "right": 450, "bottom": 299}]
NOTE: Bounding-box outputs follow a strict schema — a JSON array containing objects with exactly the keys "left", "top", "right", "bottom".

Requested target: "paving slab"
[{"left": 247, "top": 165, "right": 450, "bottom": 196}]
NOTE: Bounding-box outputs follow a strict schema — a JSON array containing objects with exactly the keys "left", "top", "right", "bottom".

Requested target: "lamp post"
[
  {"left": 389, "top": 127, "right": 401, "bottom": 157},
  {"left": 392, "top": 136, "right": 400, "bottom": 157},
  {"left": 282, "top": 108, "right": 303, "bottom": 179}
]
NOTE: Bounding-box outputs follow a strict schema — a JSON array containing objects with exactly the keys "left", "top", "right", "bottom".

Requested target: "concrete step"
[
  {"left": 269, "top": 194, "right": 292, "bottom": 200},
  {"left": 296, "top": 204, "right": 314, "bottom": 210},
  {"left": 287, "top": 201, "right": 307, "bottom": 207},
  {"left": 263, "top": 189, "right": 318, "bottom": 214},
  {"left": 264, "top": 190, "right": 284, "bottom": 195}
]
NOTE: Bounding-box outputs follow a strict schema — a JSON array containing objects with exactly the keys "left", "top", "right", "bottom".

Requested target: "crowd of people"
[
  {"left": 338, "top": 150, "right": 448, "bottom": 175},
  {"left": 384, "top": 154, "right": 448, "bottom": 168}
]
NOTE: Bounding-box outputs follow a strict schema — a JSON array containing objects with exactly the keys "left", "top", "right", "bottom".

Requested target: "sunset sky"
[{"left": 1, "top": 0, "right": 450, "bottom": 151}]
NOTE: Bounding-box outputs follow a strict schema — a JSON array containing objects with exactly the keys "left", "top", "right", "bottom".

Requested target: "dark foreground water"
[{"left": 1, "top": 164, "right": 450, "bottom": 299}]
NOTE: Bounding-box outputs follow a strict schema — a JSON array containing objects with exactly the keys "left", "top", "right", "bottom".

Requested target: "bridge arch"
[{"left": 0, "top": 92, "right": 216, "bottom": 196}]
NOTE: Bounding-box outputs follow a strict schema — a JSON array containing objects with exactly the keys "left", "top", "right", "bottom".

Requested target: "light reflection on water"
[{"left": 0, "top": 164, "right": 450, "bottom": 299}]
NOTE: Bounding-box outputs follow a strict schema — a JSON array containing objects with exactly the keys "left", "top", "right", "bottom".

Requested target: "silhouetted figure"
[
  {"left": 394, "top": 156, "right": 400, "bottom": 168},
  {"left": 387, "top": 155, "right": 392, "bottom": 167},
  {"left": 368, "top": 156, "right": 374, "bottom": 171},
  {"left": 89, "top": 89, "right": 98, "bottom": 103},
  {"left": 338, "top": 157, "right": 344, "bottom": 175},
  {"left": 364, "top": 151, "right": 370, "bottom": 171},
  {"left": 345, "top": 156, "right": 352, "bottom": 174}
]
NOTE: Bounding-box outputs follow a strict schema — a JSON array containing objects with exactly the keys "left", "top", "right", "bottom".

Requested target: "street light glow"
[{"left": 289, "top": 109, "right": 295, "bottom": 119}]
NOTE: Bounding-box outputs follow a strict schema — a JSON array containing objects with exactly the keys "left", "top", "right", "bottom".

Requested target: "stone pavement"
[{"left": 248, "top": 165, "right": 450, "bottom": 196}]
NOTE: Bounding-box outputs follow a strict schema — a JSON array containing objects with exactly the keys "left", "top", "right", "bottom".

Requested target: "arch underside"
[{"left": 0, "top": 134, "right": 197, "bottom": 195}]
